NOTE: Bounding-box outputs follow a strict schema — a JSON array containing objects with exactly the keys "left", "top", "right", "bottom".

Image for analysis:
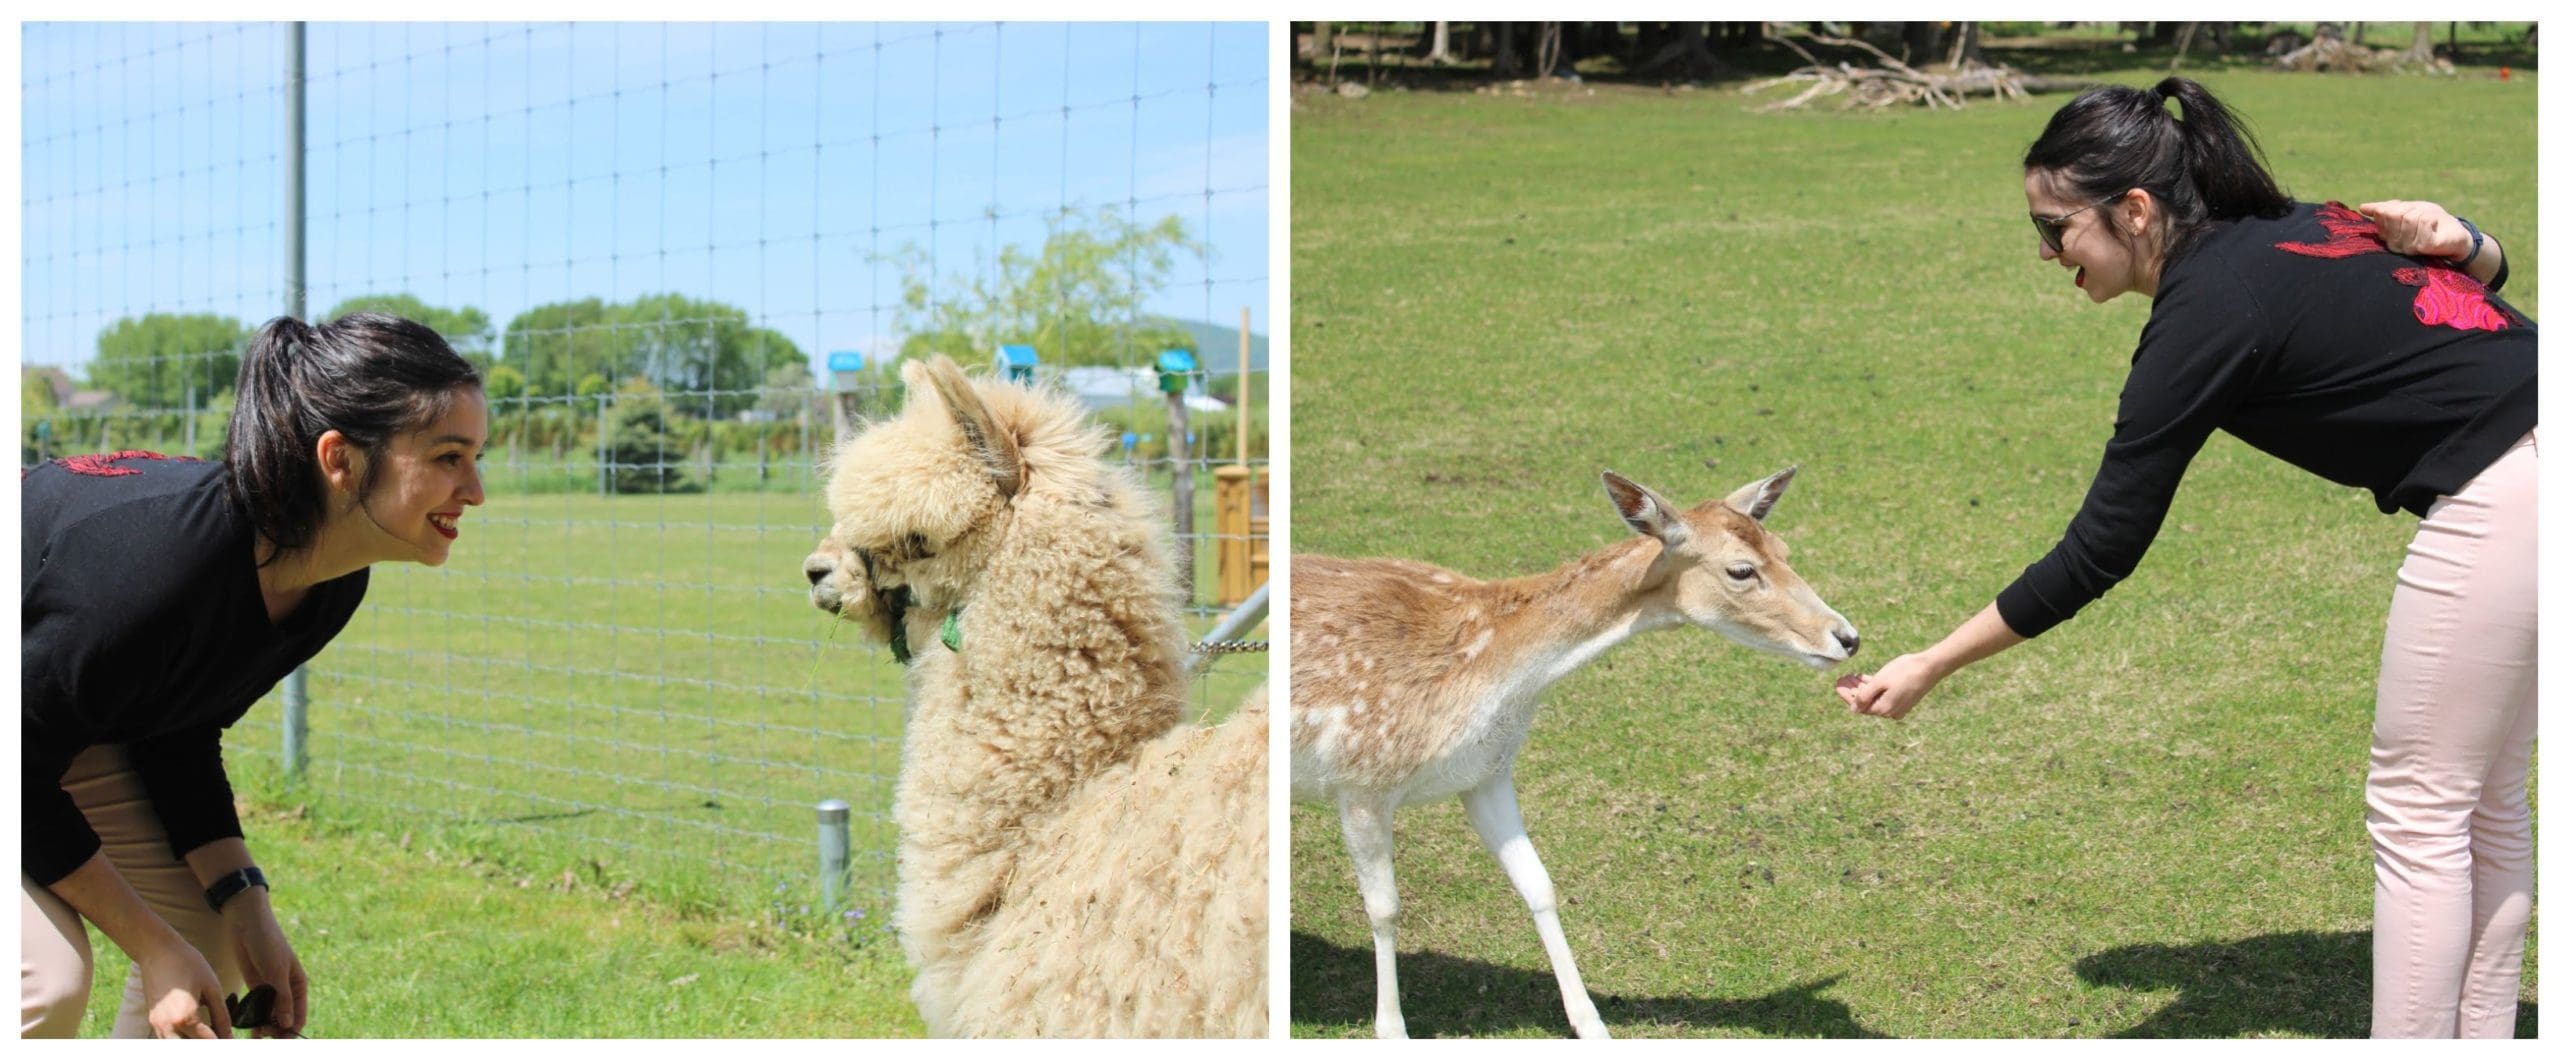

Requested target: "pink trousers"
[
  {"left": 2367, "top": 429, "right": 2536, "bottom": 1038},
  {"left": 19, "top": 745, "right": 246, "bottom": 1038}
]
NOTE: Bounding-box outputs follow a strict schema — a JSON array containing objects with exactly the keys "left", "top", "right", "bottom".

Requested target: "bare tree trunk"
[
  {"left": 2409, "top": 21, "right": 2435, "bottom": 63},
  {"left": 1535, "top": 21, "right": 1563, "bottom": 78},
  {"left": 1422, "top": 21, "right": 1452, "bottom": 64},
  {"left": 2170, "top": 22, "right": 2199, "bottom": 70},
  {"left": 2352, "top": 22, "right": 2368, "bottom": 45},
  {"left": 1946, "top": 21, "right": 1983, "bottom": 68},
  {"left": 1492, "top": 21, "right": 1519, "bottom": 78}
]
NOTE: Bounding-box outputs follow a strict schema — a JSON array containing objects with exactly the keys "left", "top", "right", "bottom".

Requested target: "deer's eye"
[{"left": 1725, "top": 562, "right": 1758, "bottom": 582}]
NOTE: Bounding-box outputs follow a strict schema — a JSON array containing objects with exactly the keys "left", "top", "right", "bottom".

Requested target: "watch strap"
[{"left": 205, "top": 866, "right": 268, "bottom": 913}]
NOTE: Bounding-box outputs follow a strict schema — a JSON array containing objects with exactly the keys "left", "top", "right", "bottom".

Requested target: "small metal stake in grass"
[{"left": 816, "top": 799, "right": 851, "bottom": 912}]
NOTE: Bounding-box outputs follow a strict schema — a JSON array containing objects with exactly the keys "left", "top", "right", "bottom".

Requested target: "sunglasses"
[{"left": 2031, "top": 190, "right": 2126, "bottom": 253}]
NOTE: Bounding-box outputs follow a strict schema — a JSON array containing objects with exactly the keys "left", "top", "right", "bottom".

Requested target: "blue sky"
[{"left": 20, "top": 21, "right": 1271, "bottom": 376}]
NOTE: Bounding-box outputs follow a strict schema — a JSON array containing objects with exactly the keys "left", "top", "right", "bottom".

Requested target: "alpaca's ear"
[{"left": 922, "top": 355, "right": 1023, "bottom": 498}]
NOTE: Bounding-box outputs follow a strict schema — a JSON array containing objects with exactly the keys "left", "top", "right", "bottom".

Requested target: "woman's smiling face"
[
  {"left": 345, "top": 387, "right": 489, "bottom": 567},
  {"left": 2027, "top": 170, "right": 2161, "bottom": 304}
]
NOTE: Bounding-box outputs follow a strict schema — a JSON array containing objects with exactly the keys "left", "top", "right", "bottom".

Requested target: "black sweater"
[
  {"left": 1997, "top": 201, "right": 2536, "bottom": 639},
  {"left": 21, "top": 452, "right": 368, "bottom": 886}
]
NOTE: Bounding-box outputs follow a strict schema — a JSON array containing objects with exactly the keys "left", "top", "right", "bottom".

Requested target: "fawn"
[{"left": 1291, "top": 467, "right": 1858, "bottom": 1038}]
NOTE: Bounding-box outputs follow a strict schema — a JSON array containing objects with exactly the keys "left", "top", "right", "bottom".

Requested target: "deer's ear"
[
  {"left": 1602, "top": 470, "right": 1688, "bottom": 548},
  {"left": 921, "top": 356, "right": 1024, "bottom": 498},
  {"left": 1723, "top": 466, "right": 1797, "bottom": 523}
]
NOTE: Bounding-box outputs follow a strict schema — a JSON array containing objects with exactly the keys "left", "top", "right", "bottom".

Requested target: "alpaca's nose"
[{"left": 805, "top": 554, "right": 835, "bottom": 587}]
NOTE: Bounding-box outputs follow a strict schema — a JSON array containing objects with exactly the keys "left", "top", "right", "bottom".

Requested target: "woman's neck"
[{"left": 253, "top": 529, "right": 370, "bottom": 624}]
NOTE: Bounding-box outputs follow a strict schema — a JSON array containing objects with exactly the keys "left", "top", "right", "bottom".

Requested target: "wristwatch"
[
  {"left": 2454, "top": 216, "right": 2485, "bottom": 269},
  {"left": 205, "top": 866, "right": 268, "bottom": 913}
]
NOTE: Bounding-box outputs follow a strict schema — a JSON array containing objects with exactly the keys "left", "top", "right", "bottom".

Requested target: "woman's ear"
[
  {"left": 315, "top": 430, "right": 363, "bottom": 496},
  {"left": 2120, "top": 187, "right": 2158, "bottom": 237}
]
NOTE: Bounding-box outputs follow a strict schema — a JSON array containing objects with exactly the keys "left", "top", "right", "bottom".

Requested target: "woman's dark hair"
[
  {"left": 2023, "top": 77, "right": 2291, "bottom": 263},
  {"left": 225, "top": 312, "right": 481, "bottom": 561}
]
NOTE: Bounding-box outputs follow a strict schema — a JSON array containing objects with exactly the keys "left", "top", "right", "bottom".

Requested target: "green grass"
[
  {"left": 77, "top": 768, "right": 922, "bottom": 1037},
  {"left": 1289, "top": 69, "right": 2534, "bottom": 1038}
]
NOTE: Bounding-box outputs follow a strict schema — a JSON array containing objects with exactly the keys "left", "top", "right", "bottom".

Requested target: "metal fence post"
[
  {"left": 280, "top": 20, "right": 310, "bottom": 783},
  {"left": 282, "top": 670, "right": 309, "bottom": 779},
  {"left": 816, "top": 799, "right": 851, "bottom": 912}
]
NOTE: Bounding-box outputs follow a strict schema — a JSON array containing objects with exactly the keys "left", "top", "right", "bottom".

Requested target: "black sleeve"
[
  {"left": 20, "top": 513, "right": 247, "bottom": 884},
  {"left": 127, "top": 724, "right": 247, "bottom": 863},
  {"left": 22, "top": 543, "right": 117, "bottom": 886},
  {"left": 1996, "top": 255, "right": 2269, "bottom": 638}
]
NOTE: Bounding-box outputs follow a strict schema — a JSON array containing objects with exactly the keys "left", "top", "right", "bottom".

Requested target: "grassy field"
[
  {"left": 69, "top": 453, "right": 1266, "bottom": 1036},
  {"left": 1288, "top": 65, "right": 2535, "bottom": 1038},
  {"left": 78, "top": 765, "right": 923, "bottom": 1037}
]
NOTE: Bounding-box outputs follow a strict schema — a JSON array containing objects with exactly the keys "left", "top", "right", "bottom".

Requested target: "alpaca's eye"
[{"left": 905, "top": 533, "right": 934, "bottom": 559}]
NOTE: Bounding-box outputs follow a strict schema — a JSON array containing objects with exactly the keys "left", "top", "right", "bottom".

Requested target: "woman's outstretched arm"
[{"left": 1833, "top": 601, "right": 2025, "bottom": 721}]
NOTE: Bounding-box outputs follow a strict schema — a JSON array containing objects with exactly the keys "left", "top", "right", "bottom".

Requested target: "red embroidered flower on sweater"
[
  {"left": 54, "top": 450, "right": 200, "bottom": 477},
  {"left": 2276, "top": 201, "right": 2512, "bottom": 333}
]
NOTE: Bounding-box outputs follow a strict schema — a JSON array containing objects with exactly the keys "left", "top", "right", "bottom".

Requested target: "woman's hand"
[
  {"left": 2355, "top": 200, "right": 2473, "bottom": 259},
  {"left": 135, "top": 940, "right": 231, "bottom": 1039},
  {"left": 222, "top": 891, "right": 308, "bottom": 1037},
  {"left": 1834, "top": 652, "right": 1948, "bottom": 721}
]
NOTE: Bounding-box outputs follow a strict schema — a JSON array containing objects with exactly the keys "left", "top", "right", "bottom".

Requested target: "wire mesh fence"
[{"left": 21, "top": 21, "right": 1271, "bottom": 922}]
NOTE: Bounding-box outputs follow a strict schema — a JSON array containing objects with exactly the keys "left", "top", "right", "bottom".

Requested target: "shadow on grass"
[
  {"left": 2076, "top": 930, "right": 2538, "bottom": 1038},
  {"left": 1290, "top": 931, "right": 1889, "bottom": 1038}
]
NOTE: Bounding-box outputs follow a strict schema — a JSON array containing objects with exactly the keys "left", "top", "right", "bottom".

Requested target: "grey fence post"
[
  {"left": 595, "top": 391, "right": 611, "bottom": 497},
  {"left": 280, "top": 20, "right": 310, "bottom": 783},
  {"left": 816, "top": 799, "right": 851, "bottom": 912},
  {"left": 282, "top": 670, "right": 309, "bottom": 779}
]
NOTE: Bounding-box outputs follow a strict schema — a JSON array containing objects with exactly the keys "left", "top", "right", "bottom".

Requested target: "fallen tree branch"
[{"left": 1748, "top": 27, "right": 2097, "bottom": 111}]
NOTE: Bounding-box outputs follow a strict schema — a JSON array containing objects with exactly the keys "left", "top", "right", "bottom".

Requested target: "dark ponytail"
[
  {"left": 2023, "top": 77, "right": 2291, "bottom": 263},
  {"left": 225, "top": 312, "right": 481, "bottom": 562}
]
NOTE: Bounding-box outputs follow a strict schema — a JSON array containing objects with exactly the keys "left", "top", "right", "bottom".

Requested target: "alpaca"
[
  {"left": 803, "top": 355, "right": 1268, "bottom": 1038},
  {"left": 1292, "top": 467, "right": 1858, "bottom": 1037}
]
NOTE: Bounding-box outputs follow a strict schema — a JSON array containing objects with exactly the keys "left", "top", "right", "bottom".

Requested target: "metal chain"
[{"left": 1190, "top": 639, "right": 1269, "bottom": 655}]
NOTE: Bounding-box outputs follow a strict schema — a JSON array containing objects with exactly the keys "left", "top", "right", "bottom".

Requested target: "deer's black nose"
[
  {"left": 1838, "top": 629, "right": 1861, "bottom": 657},
  {"left": 805, "top": 555, "right": 835, "bottom": 587}
]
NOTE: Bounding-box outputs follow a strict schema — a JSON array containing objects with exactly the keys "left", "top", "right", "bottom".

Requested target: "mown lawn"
[{"left": 1288, "top": 64, "right": 2534, "bottom": 1038}]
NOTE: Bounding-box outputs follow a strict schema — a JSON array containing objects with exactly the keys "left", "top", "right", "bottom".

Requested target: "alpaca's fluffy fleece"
[{"left": 810, "top": 356, "right": 1268, "bottom": 1038}]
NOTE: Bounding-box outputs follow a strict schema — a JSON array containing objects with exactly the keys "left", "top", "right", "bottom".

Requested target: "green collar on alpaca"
[{"left": 881, "top": 587, "right": 962, "bottom": 666}]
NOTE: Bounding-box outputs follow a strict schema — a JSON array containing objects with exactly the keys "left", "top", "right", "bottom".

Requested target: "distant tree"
[
  {"left": 757, "top": 360, "right": 816, "bottom": 419},
  {"left": 574, "top": 372, "right": 611, "bottom": 400},
  {"left": 888, "top": 206, "right": 1204, "bottom": 371},
  {"left": 602, "top": 377, "right": 695, "bottom": 494},
  {"left": 482, "top": 364, "right": 528, "bottom": 405},
  {"left": 22, "top": 368, "right": 63, "bottom": 417},
  {"left": 87, "top": 313, "right": 249, "bottom": 410},
  {"left": 612, "top": 293, "right": 806, "bottom": 417},
  {"left": 323, "top": 294, "right": 495, "bottom": 363},
  {"left": 498, "top": 297, "right": 615, "bottom": 399},
  {"left": 497, "top": 295, "right": 800, "bottom": 416}
]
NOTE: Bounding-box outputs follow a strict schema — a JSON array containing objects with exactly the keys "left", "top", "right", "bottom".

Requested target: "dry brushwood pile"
[
  {"left": 2268, "top": 31, "right": 2452, "bottom": 75},
  {"left": 1746, "top": 31, "right": 2073, "bottom": 111}
]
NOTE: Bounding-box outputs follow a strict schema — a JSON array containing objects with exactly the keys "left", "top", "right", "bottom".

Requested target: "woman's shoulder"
[{"left": 24, "top": 455, "right": 245, "bottom": 593}]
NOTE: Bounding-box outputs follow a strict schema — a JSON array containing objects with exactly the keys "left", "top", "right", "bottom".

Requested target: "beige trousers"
[
  {"left": 20, "top": 744, "right": 245, "bottom": 1038},
  {"left": 2368, "top": 429, "right": 2537, "bottom": 1038}
]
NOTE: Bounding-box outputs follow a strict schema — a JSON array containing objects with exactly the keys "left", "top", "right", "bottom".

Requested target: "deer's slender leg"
[
  {"left": 1338, "top": 792, "right": 1408, "bottom": 1038},
  {"left": 1462, "top": 767, "right": 1610, "bottom": 1039}
]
